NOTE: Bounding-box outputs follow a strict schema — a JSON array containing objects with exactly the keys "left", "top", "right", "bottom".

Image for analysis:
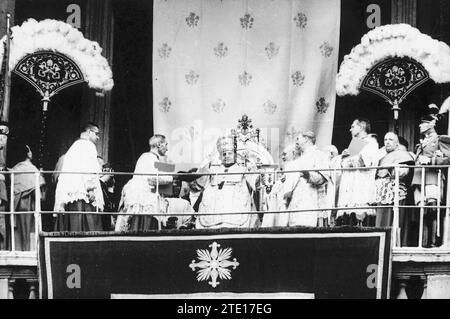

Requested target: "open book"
[
  {"left": 154, "top": 161, "right": 176, "bottom": 196},
  {"left": 347, "top": 138, "right": 369, "bottom": 156}
]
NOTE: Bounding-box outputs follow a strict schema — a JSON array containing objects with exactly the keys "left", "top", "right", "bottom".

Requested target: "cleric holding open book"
[
  {"left": 115, "top": 134, "right": 193, "bottom": 231},
  {"left": 336, "top": 118, "right": 379, "bottom": 226}
]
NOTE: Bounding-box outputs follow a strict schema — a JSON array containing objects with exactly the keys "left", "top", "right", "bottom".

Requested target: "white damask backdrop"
[{"left": 153, "top": 0, "right": 341, "bottom": 166}]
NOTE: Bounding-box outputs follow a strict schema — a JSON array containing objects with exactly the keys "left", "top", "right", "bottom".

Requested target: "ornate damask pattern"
[
  {"left": 14, "top": 51, "right": 84, "bottom": 98},
  {"left": 316, "top": 97, "right": 329, "bottom": 114},
  {"left": 294, "top": 12, "right": 308, "bottom": 29},
  {"left": 320, "top": 42, "right": 333, "bottom": 57},
  {"left": 291, "top": 70, "right": 305, "bottom": 87},
  {"left": 186, "top": 12, "right": 200, "bottom": 27},
  {"left": 238, "top": 71, "right": 253, "bottom": 86},
  {"left": 265, "top": 42, "right": 280, "bottom": 59},
  {"left": 240, "top": 13, "right": 254, "bottom": 29},
  {"left": 214, "top": 42, "right": 229, "bottom": 58},
  {"left": 361, "top": 57, "right": 429, "bottom": 106},
  {"left": 285, "top": 126, "right": 301, "bottom": 144},
  {"left": 159, "top": 97, "right": 172, "bottom": 113},
  {"left": 158, "top": 43, "right": 172, "bottom": 59},
  {"left": 263, "top": 100, "right": 277, "bottom": 114},
  {"left": 185, "top": 70, "right": 200, "bottom": 85},
  {"left": 153, "top": 0, "right": 340, "bottom": 164},
  {"left": 212, "top": 98, "right": 226, "bottom": 113}
]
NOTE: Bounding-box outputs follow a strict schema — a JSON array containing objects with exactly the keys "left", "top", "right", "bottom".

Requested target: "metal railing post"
[
  {"left": 445, "top": 166, "right": 450, "bottom": 246},
  {"left": 331, "top": 168, "right": 337, "bottom": 226},
  {"left": 34, "top": 172, "right": 41, "bottom": 252},
  {"left": 96, "top": 171, "right": 99, "bottom": 214},
  {"left": 9, "top": 172, "right": 15, "bottom": 251},
  {"left": 393, "top": 165, "right": 400, "bottom": 247},
  {"left": 419, "top": 167, "right": 425, "bottom": 248},
  {"left": 437, "top": 169, "right": 442, "bottom": 238},
  {"left": 156, "top": 172, "right": 161, "bottom": 230}
]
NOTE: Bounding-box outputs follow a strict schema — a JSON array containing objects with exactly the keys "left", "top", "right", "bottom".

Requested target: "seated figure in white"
[{"left": 196, "top": 135, "right": 259, "bottom": 229}]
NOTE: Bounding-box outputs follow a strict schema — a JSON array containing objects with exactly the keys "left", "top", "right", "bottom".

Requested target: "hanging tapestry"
[{"left": 153, "top": 0, "right": 341, "bottom": 166}]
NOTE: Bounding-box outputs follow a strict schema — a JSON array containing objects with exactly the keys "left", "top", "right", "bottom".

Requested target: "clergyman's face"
[
  {"left": 384, "top": 133, "right": 399, "bottom": 153},
  {"left": 158, "top": 140, "right": 169, "bottom": 156},
  {"left": 350, "top": 120, "right": 363, "bottom": 138},
  {"left": 295, "top": 135, "right": 309, "bottom": 152},
  {"left": 88, "top": 127, "right": 100, "bottom": 145}
]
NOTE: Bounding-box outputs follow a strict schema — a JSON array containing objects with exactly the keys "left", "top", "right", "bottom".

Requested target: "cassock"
[
  {"left": 337, "top": 135, "right": 379, "bottom": 223},
  {"left": 115, "top": 152, "right": 193, "bottom": 231},
  {"left": 12, "top": 160, "right": 45, "bottom": 251},
  {"left": 54, "top": 138, "right": 104, "bottom": 231},
  {"left": 374, "top": 149, "right": 414, "bottom": 231}
]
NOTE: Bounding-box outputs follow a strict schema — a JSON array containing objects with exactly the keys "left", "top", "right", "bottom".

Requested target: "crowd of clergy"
[{"left": 1, "top": 103, "right": 450, "bottom": 251}]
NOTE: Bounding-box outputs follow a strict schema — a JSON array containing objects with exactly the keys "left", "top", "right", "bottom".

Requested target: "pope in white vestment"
[{"left": 196, "top": 136, "right": 258, "bottom": 229}]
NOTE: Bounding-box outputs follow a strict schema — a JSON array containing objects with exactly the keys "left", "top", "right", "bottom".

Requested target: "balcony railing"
[{"left": 0, "top": 164, "right": 449, "bottom": 256}]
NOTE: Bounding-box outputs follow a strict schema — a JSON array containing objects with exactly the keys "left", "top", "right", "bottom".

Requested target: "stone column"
[
  {"left": 421, "top": 276, "right": 428, "bottom": 299},
  {"left": 0, "top": 278, "right": 8, "bottom": 299},
  {"left": 7, "top": 278, "right": 14, "bottom": 299},
  {"left": 26, "top": 279, "right": 38, "bottom": 299},
  {"left": 396, "top": 277, "right": 409, "bottom": 299}
]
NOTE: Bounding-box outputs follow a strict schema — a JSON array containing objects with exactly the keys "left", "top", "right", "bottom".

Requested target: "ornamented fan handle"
[{"left": 38, "top": 108, "right": 48, "bottom": 169}]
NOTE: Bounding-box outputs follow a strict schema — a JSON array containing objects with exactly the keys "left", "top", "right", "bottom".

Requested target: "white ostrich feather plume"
[
  {"left": 336, "top": 24, "right": 450, "bottom": 96},
  {"left": 0, "top": 18, "right": 113, "bottom": 92}
]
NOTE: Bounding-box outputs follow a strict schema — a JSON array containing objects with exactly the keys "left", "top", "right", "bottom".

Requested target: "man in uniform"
[{"left": 412, "top": 105, "right": 450, "bottom": 247}]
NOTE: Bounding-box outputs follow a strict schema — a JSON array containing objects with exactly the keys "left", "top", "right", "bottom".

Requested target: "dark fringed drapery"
[{"left": 82, "top": 0, "right": 114, "bottom": 162}]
